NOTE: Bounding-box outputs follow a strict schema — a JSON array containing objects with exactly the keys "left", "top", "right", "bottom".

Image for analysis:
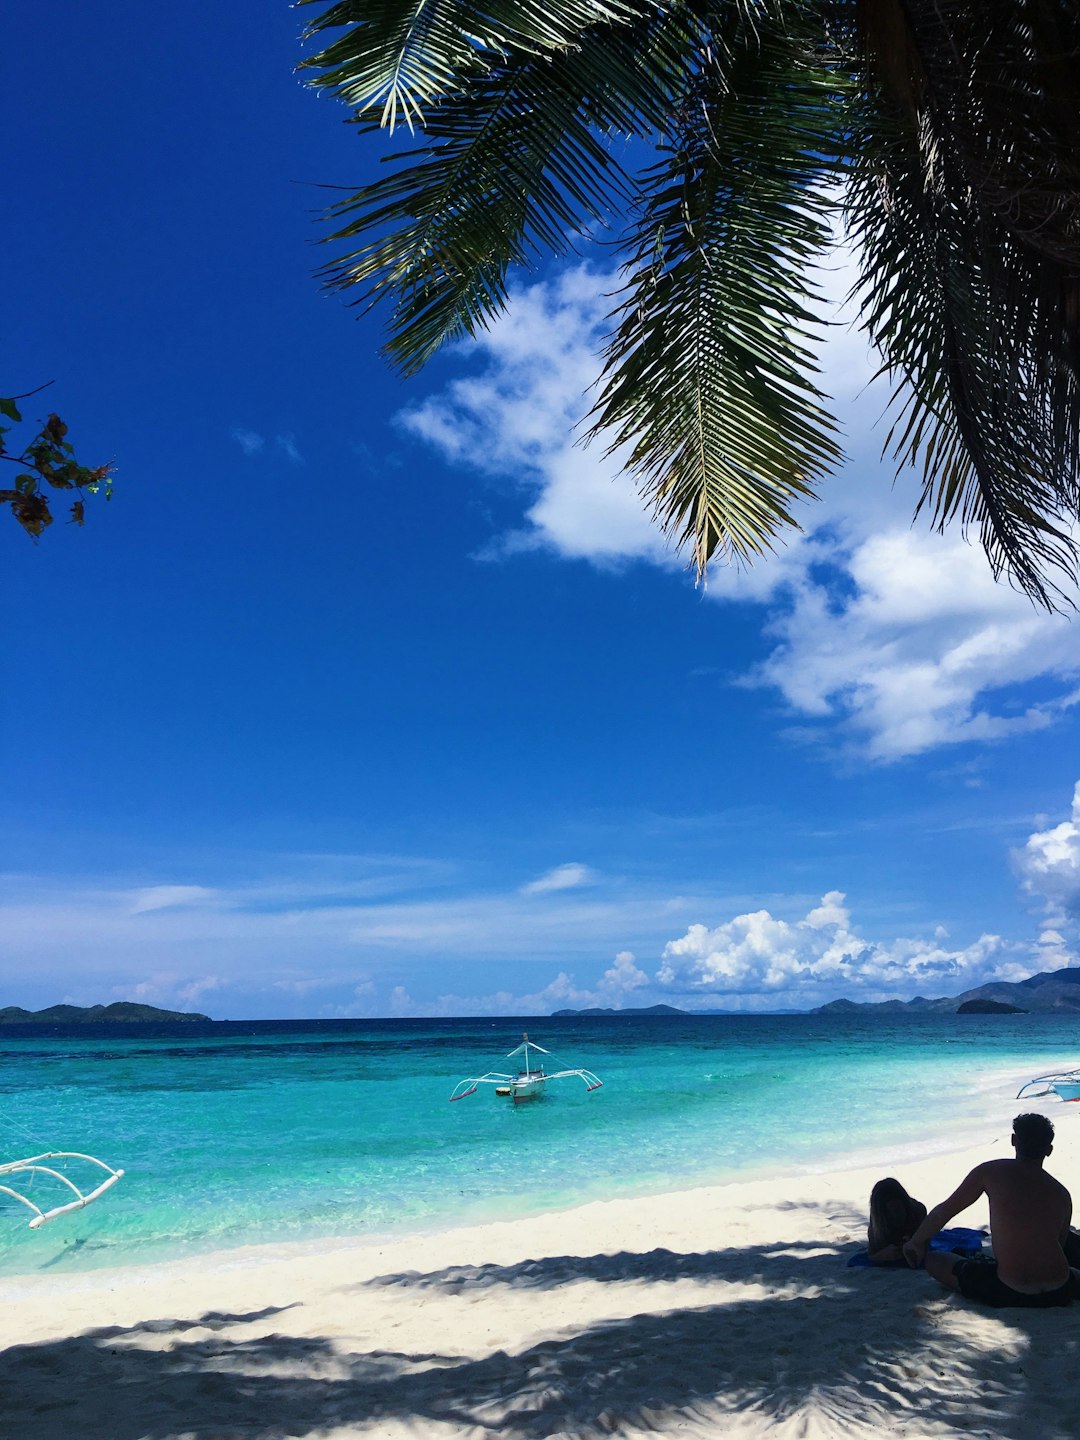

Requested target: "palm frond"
[
  {"left": 588, "top": 16, "right": 848, "bottom": 575},
  {"left": 298, "top": 0, "right": 648, "bottom": 131},
  {"left": 314, "top": 3, "right": 714, "bottom": 372},
  {"left": 850, "top": 0, "right": 1080, "bottom": 606}
]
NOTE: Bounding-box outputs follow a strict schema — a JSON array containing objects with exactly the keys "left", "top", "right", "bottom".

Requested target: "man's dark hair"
[{"left": 1013, "top": 1112, "right": 1055, "bottom": 1159}]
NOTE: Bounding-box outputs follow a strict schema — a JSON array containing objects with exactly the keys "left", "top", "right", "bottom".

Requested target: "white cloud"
[
  {"left": 276, "top": 433, "right": 305, "bottom": 465},
  {"left": 388, "top": 984, "right": 415, "bottom": 1016},
  {"left": 400, "top": 267, "right": 670, "bottom": 568},
  {"left": 521, "top": 862, "right": 597, "bottom": 895},
  {"left": 3, "top": 794, "right": 1068, "bottom": 1016},
  {"left": 750, "top": 528, "right": 1080, "bottom": 760},
  {"left": 273, "top": 975, "right": 338, "bottom": 996},
  {"left": 1015, "top": 783, "right": 1080, "bottom": 914},
  {"left": 657, "top": 891, "right": 1028, "bottom": 1006},
  {"left": 130, "top": 884, "right": 216, "bottom": 914},
  {"left": 231, "top": 426, "right": 265, "bottom": 455},
  {"left": 401, "top": 253, "right": 1080, "bottom": 762},
  {"left": 230, "top": 427, "right": 305, "bottom": 465},
  {"left": 1012, "top": 782, "right": 1080, "bottom": 967},
  {"left": 428, "top": 952, "right": 651, "bottom": 1017},
  {"left": 120, "top": 972, "right": 226, "bottom": 1010},
  {"left": 596, "top": 949, "right": 650, "bottom": 998},
  {"left": 0, "top": 865, "right": 706, "bottom": 1014}
]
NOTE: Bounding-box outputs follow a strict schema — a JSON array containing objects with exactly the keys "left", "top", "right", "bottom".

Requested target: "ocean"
[{"left": 1, "top": 1012, "right": 1076, "bottom": 1276}]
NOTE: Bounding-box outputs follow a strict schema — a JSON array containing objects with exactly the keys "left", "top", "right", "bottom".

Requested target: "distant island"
[
  {"left": 814, "top": 965, "right": 1080, "bottom": 1016},
  {"left": 0, "top": 1002, "right": 210, "bottom": 1024},
  {"left": 551, "top": 1003, "right": 687, "bottom": 1017},
  {"left": 551, "top": 967, "right": 1080, "bottom": 1020}
]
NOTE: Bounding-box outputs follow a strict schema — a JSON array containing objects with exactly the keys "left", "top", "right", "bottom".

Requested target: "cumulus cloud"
[
  {"left": 388, "top": 984, "right": 415, "bottom": 1016},
  {"left": 750, "top": 529, "right": 1080, "bottom": 760},
  {"left": 401, "top": 255, "right": 1080, "bottom": 761},
  {"left": 657, "top": 891, "right": 1028, "bottom": 1006},
  {"left": 121, "top": 971, "right": 226, "bottom": 1009},
  {"left": 1015, "top": 783, "right": 1080, "bottom": 914},
  {"left": 597, "top": 949, "right": 650, "bottom": 998},
  {"left": 399, "top": 267, "right": 670, "bottom": 567},
  {"left": 1012, "top": 782, "right": 1080, "bottom": 967},
  {"left": 521, "top": 862, "right": 597, "bottom": 895}
]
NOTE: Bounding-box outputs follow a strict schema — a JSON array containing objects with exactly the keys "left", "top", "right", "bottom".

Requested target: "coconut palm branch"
[
  {"left": 300, "top": 0, "right": 648, "bottom": 131},
  {"left": 300, "top": 0, "right": 1080, "bottom": 606},
  {"left": 307, "top": 2, "right": 713, "bottom": 372},
  {"left": 849, "top": 0, "right": 1080, "bottom": 606},
  {"left": 590, "top": 21, "right": 847, "bottom": 569}
]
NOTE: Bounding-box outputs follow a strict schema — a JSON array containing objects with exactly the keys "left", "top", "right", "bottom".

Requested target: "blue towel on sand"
[{"left": 847, "top": 1226, "right": 989, "bottom": 1267}]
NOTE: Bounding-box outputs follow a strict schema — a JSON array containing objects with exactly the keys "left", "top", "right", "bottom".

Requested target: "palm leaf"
[
  {"left": 300, "top": 0, "right": 1080, "bottom": 604},
  {"left": 298, "top": 0, "right": 649, "bottom": 131},
  {"left": 588, "top": 15, "right": 847, "bottom": 574},
  {"left": 849, "top": 0, "right": 1080, "bottom": 606},
  {"left": 313, "top": 3, "right": 716, "bottom": 372}
]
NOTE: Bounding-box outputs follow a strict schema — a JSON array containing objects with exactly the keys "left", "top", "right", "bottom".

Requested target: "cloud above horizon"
[
  {"left": 400, "top": 260, "right": 1080, "bottom": 762},
  {"left": 656, "top": 890, "right": 1026, "bottom": 1007},
  {"left": 521, "top": 862, "right": 597, "bottom": 895},
  {"left": 6, "top": 789, "right": 1074, "bottom": 1017},
  {"left": 1012, "top": 781, "right": 1080, "bottom": 969}
]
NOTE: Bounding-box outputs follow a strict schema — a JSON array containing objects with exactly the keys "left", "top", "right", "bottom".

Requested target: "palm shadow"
[{"left": 3, "top": 1233, "right": 1078, "bottom": 1440}]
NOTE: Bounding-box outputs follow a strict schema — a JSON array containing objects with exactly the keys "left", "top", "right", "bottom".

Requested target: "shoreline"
[
  {"left": 0, "top": 1059, "right": 1031, "bottom": 1286},
  {"left": 2, "top": 1098, "right": 1077, "bottom": 1438}
]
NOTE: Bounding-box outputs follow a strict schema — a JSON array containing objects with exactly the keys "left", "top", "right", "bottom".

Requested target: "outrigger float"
[
  {"left": 1017, "top": 1067, "right": 1080, "bottom": 1104},
  {"left": 450, "top": 1034, "right": 603, "bottom": 1104},
  {"left": 0, "top": 1151, "right": 125, "bottom": 1229}
]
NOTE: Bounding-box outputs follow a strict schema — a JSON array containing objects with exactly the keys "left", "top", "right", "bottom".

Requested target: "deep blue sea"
[{"left": 1, "top": 1012, "right": 1077, "bottom": 1276}]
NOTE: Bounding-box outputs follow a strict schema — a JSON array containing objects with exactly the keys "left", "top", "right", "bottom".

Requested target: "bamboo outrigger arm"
[{"left": 0, "top": 1151, "right": 125, "bottom": 1228}]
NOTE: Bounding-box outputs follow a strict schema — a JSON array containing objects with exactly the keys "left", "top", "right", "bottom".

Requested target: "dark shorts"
[{"left": 954, "top": 1259, "right": 1073, "bottom": 1309}]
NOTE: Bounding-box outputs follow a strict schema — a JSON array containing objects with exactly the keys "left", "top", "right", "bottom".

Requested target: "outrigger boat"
[
  {"left": 1016, "top": 1067, "right": 1080, "bottom": 1103},
  {"left": 0, "top": 1151, "right": 124, "bottom": 1229},
  {"left": 450, "top": 1034, "right": 603, "bottom": 1104}
]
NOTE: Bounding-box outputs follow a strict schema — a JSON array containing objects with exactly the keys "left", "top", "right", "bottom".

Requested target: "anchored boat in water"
[
  {"left": 1016, "top": 1067, "right": 1080, "bottom": 1103},
  {"left": 449, "top": 1033, "right": 603, "bottom": 1104}
]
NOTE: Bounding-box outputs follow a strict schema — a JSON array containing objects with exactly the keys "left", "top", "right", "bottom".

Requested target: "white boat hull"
[{"left": 1017, "top": 1067, "right": 1080, "bottom": 1104}]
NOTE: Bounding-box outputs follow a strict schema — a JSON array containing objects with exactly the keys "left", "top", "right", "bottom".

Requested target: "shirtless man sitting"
[{"left": 902, "top": 1112, "right": 1076, "bottom": 1309}]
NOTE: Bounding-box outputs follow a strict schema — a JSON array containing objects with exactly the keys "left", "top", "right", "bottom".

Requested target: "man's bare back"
[
  {"left": 968, "top": 1157, "right": 1070, "bottom": 1291},
  {"left": 903, "top": 1113, "right": 1075, "bottom": 1308}
]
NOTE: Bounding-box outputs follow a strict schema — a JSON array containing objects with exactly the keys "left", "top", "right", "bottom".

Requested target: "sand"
[{"left": 2, "top": 1101, "right": 1078, "bottom": 1440}]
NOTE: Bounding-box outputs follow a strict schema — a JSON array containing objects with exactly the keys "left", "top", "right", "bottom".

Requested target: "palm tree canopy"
[{"left": 299, "top": 0, "right": 1080, "bottom": 607}]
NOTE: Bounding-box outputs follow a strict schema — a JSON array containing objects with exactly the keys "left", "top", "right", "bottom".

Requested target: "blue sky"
[{"left": 4, "top": 2, "right": 1079, "bottom": 1019}]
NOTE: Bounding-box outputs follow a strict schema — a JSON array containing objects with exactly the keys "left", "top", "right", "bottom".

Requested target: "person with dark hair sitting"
[
  {"left": 903, "top": 1113, "right": 1077, "bottom": 1308},
  {"left": 867, "top": 1177, "right": 927, "bottom": 1265}
]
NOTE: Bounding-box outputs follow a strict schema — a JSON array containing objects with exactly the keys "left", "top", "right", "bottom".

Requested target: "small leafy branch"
[{"left": 1, "top": 385, "right": 114, "bottom": 537}]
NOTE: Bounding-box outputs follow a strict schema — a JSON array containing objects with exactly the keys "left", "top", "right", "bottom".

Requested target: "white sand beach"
[{"left": 2, "top": 1102, "right": 1078, "bottom": 1440}]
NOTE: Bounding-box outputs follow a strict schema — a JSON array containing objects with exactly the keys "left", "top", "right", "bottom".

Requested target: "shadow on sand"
[{"left": 4, "top": 1225, "right": 1079, "bottom": 1439}]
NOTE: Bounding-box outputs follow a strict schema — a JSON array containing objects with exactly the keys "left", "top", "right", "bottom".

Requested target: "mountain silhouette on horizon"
[{"left": 814, "top": 965, "right": 1080, "bottom": 1015}]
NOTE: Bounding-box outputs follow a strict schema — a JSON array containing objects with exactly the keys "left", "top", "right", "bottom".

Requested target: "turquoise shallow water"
[{"left": 1, "top": 1013, "right": 1077, "bottom": 1276}]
